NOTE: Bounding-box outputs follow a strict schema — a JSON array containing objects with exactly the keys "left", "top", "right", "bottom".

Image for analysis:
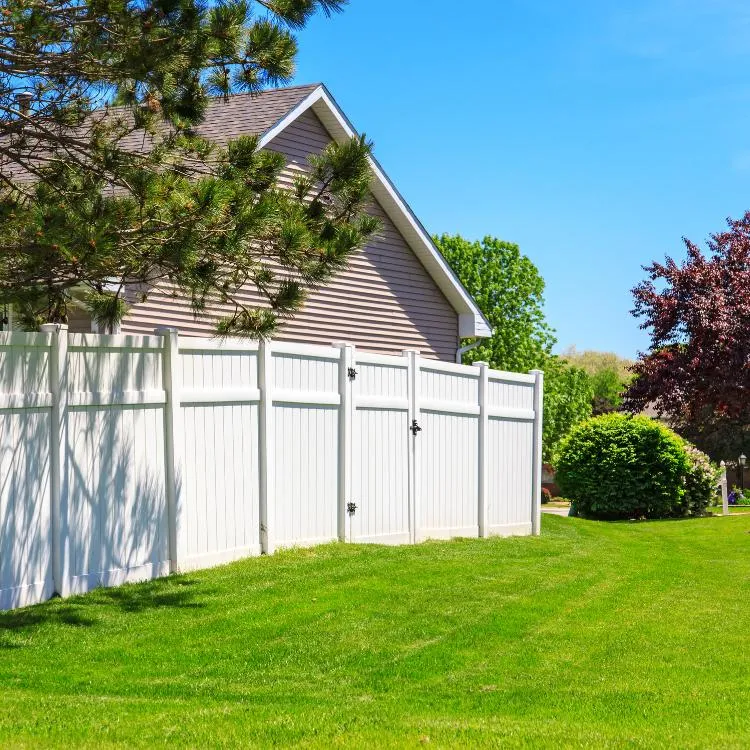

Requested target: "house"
[{"left": 64, "top": 84, "right": 492, "bottom": 362}]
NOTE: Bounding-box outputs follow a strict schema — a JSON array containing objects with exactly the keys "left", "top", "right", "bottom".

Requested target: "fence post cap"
[{"left": 40, "top": 323, "right": 69, "bottom": 333}]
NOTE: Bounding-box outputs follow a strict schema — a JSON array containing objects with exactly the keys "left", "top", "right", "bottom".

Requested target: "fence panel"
[
  {"left": 177, "top": 339, "right": 261, "bottom": 569},
  {"left": 350, "top": 352, "right": 411, "bottom": 544},
  {"left": 486, "top": 372, "right": 537, "bottom": 535},
  {"left": 270, "top": 344, "right": 341, "bottom": 549},
  {"left": 64, "top": 334, "right": 169, "bottom": 594},
  {"left": 0, "top": 333, "right": 54, "bottom": 610},
  {"left": 417, "top": 360, "right": 481, "bottom": 540}
]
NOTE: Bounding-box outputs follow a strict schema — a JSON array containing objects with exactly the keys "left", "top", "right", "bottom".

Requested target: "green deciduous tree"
[
  {"left": 434, "top": 234, "right": 555, "bottom": 372},
  {"left": 434, "top": 233, "right": 592, "bottom": 461},
  {"left": 0, "top": 0, "right": 377, "bottom": 335},
  {"left": 589, "top": 368, "right": 625, "bottom": 415},
  {"left": 543, "top": 358, "right": 593, "bottom": 462},
  {"left": 562, "top": 347, "right": 633, "bottom": 415}
]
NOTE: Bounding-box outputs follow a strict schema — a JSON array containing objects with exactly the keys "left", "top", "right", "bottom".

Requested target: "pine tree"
[{"left": 0, "top": 0, "right": 377, "bottom": 334}]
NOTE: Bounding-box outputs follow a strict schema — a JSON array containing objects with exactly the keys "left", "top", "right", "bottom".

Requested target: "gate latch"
[
  {"left": 410, "top": 419, "right": 422, "bottom": 436},
  {"left": 347, "top": 502, "right": 357, "bottom": 516},
  {"left": 347, "top": 367, "right": 358, "bottom": 381}
]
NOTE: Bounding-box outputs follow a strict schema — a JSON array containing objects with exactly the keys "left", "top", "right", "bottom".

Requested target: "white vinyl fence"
[{"left": 0, "top": 327, "right": 543, "bottom": 610}]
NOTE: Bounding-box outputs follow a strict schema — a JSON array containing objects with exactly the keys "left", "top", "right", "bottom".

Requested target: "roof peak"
[{"left": 207, "top": 83, "right": 321, "bottom": 101}]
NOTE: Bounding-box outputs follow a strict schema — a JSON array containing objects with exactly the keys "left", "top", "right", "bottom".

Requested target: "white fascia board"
[{"left": 258, "top": 86, "right": 492, "bottom": 339}]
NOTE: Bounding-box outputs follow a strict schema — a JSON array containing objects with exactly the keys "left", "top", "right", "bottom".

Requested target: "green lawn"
[{"left": 1, "top": 515, "right": 749, "bottom": 749}]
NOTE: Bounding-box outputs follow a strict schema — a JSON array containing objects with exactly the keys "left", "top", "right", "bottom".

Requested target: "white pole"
[
  {"left": 334, "top": 342, "right": 355, "bottom": 543},
  {"left": 404, "top": 349, "right": 420, "bottom": 544},
  {"left": 720, "top": 461, "right": 729, "bottom": 516},
  {"left": 258, "top": 340, "right": 275, "bottom": 554},
  {"left": 474, "top": 361, "right": 489, "bottom": 537},
  {"left": 40, "top": 323, "right": 68, "bottom": 596},
  {"left": 156, "top": 328, "right": 185, "bottom": 572},
  {"left": 530, "top": 369, "right": 544, "bottom": 536}
]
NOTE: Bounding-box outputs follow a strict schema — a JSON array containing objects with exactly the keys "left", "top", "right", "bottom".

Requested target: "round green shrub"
[
  {"left": 556, "top": 414, "right": 715, "bottom": 520},
  {"left": 682, "top": 443, "right": 720, "bottom": 515}
]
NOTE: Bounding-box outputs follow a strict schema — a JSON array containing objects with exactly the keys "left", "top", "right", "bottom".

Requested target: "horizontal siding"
[
  {"left": 66, "top": 306, "right": 93, "bottom": 334},
  {"left": 122, "top": 110, "right": 459, "bottom": 361}
]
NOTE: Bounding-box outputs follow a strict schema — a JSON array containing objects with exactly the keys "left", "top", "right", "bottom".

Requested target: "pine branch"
[{"left": 0, "top": 0, "right": 374, "bottom": 333}]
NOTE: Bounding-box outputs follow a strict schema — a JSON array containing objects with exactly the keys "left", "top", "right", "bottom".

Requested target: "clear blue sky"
[{"left": 291, "top": 0, "right": 750, "bottom": 358}]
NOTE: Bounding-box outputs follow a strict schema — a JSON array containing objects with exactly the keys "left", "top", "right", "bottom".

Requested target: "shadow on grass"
[
  {"left": 94, "top": 577, "right": 206, "bottom": 614},
  {"left": 0, "top": 576, "right": 209, "bottom": 643},
  {"left": 0, "top": 605, "right": 97, "bottom": 648}
]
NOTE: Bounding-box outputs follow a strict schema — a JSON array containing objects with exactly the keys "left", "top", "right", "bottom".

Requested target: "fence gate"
[{"left": 349, "top": 352, "right": 412, "bottom": 545}]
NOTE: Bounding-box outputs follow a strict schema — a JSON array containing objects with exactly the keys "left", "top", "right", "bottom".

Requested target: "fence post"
[
  {"left": 404, "top": 349, "right": 421, "bottom": 544},
  {"left": 156, "top": 328, "right": 185, "bottom": 572},
  {"left": 259, "top": 340, "right": 275, "bottom": 554},
  {"left": 530, "top": 369, "right": 544, "bottom": 536},
  {"left": 474, "top": 362, "right": 489, "bottom": 537},
  {"left": 720, "top": 461, "right": 729, "bottom": 516},
  {"left": 334, "top": 343, "right": 355, "bottom": 543},
  {"left": 40, "top": 323, "right": 68, "bottom": 596}
]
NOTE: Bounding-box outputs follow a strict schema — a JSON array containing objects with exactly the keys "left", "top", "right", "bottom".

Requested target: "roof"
[
  {"left": 194, "top": 84, "right": 320, "bottom": 145},
  {"left": 0, "top": 85, "right": 319, "bottom": 181}
]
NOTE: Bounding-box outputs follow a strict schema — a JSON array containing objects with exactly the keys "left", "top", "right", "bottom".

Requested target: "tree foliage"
[
  {"left": 434, "top": 234, "right": 555, "bottom": 372},
  {"left": 434, "top": 233, "right": 592, "bottom": 461},
  {"left": 0, "top": 0, "right": 378, "bottom": 334},
  {"left": 626, "top": 212, "right": 750, "bottom": 458},
  {"left": 561, "top": 347, "right": 633, "bottom": 383},
  {"left": 543, "top": 357, "right": 593, "bottom": 462},
  {"left": 562, "top": 347, "right": 633, "bottom": 415}
]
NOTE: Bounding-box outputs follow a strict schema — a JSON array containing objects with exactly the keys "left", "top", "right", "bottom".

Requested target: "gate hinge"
[
  {"left": 410, "top": 419, "right": 422, "bottom": 436},
  {"left": 347, "top": 367, "right": 358, "bottom": 381},
  {"left": 347, "top": 501, "right": 357, "bottom": 515}
]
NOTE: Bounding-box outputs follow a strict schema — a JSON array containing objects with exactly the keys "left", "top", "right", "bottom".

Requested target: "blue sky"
[{"left": 291, "top": 0, "right": 750, "bottom": 358}]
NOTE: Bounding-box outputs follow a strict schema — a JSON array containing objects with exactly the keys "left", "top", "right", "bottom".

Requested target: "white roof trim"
[{"left": 258, "top": 85, "right": 492, "bottom": 339}]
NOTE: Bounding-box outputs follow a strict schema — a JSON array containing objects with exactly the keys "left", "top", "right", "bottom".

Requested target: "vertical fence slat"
[
  {"left": 259, "top": 340, "right": 274, "bottom": 554},
  {"left": 40, "top": 323, "right": 68, "bottom": 596},
  {"left": 157, "top": 328, "right": 184, "bottom": 572},
  {"left": 405, "top": 350, "right": 420, "bottom": 544},
  {"left": 530, "top": 369, "right": 544, "bottom": 536},
  {"left": 475, "top": 362, "right": 489, "bottom": 538},
  {"left": 334, "top": 343, "right": 355, "bottom": 543}
]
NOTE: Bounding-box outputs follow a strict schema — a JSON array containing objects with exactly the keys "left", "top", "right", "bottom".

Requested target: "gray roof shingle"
[
  {"left": 1, "top": 84, "right": 322, "bottom": 182},
  {"left": 194, "top": 83, "right": 321, "bottom": 144}
]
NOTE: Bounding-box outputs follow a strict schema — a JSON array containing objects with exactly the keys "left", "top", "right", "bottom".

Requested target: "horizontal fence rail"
[{"left": 0, "top": 328, "right": 543, "bottom": 610}]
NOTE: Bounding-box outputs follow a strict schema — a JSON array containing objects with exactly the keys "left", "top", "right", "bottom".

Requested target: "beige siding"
[
  {"left": 66, "top": 305, "right": 94, "bottom": 334},
  {"left": 121, "top": 110, "right": 459, "bottom": 361}
]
